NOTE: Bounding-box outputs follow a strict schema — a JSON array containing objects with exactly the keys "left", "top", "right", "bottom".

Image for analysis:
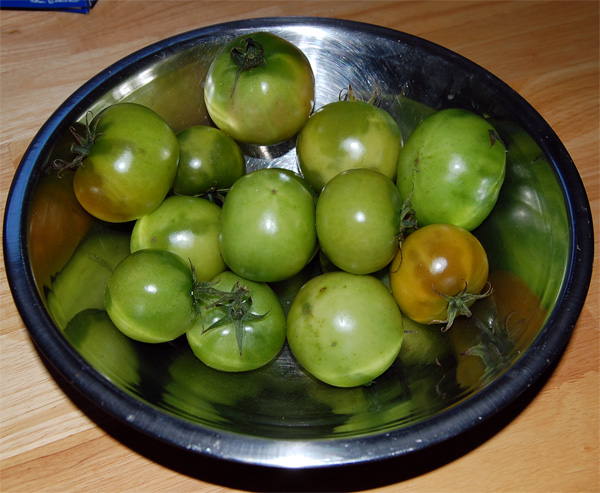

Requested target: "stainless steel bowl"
[{"left": 3, "top": 17, "right": 594, "bottom": 468}]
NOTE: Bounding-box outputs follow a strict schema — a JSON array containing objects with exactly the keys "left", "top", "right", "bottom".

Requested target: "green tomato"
[
  {"left": 396, "top": 108, "right": 506, "bottom": 231},
  {"left": 204, "top": 32, "right": 315, "bottom": 145},
  {"left": 316, "top": 168, "right": 404, "bottom": 274},
  {"left": 219, "top": 168, "right": 317, "bottom": 282},
  {"left": 287, "top": 272, "right": 404, "bottom": 388},
  {"left": 187, "top": 270, "right": 286, "bottom": 372},
  {"left": 130, "top": 195, "right": 226, "bottom": 282},
  {"left": 172, "top": 125, "right": 246, "bottom": 196},
  {"left": 71, "top": 103, "right": 179, "bottom": 223},
  {"left": 105, "top": 249, "right": 196, "bottom": 343},
  {"left": 297, "top": 98, "right": 402, "bottom": 192}
]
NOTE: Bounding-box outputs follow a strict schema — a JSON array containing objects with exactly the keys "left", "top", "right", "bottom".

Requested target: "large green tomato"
[
  {"left": 172, "top": 125, "right": 245, "bottom": 196},
  {"left": 316, "top": 168, "right": 404, "bottom": 274},
  {"left": 219, "top": 168, "right": 317, "bottom": 282},
  {"left": 130, "top": 195, "right": 226, "bottom": 282},
  {"left": 186, "top": 270, "right": 286, "bottom": 372},
  {"left": 396, "top": 108, "right": 506, "bottom": 231},
  {"left": 287, "top": 272, "right": 404, "bottom": 387},
  {"left": 105, "top": 249, "right": 196, "bottom": 343},
  {"left": 297, "top": 98, "right": 402, "bottom": 192},
  {"left": 204, "top": 32, "right": 315, "bottom": 146},
  {"left": 70, "top": 103, "right": 179, "bottom": 223}
]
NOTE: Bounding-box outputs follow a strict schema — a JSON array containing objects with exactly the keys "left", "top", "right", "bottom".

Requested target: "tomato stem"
[
  {"left": 435, "top": 281, "right": 493, "bottom": 332},
  {"left": 229, "top": 37, "right": 265, "bottom": 97},
  {"left": 52, "top": 111, "right": 100, "bottom": 174},
  {"left": 396, "top": 185, "right": 418, "bottom": 246},
  {"left": 191, "top": 274, "right": 269, "bottom": 356}
]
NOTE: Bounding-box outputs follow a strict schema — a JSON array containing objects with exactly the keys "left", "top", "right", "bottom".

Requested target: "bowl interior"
[{"left": 9, "top": 18, "right": 583, "bottom": 466}]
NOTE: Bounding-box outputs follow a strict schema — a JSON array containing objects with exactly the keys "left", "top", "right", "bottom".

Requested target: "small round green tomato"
[
  {"left": 287, "top": 272, "right": 404, "bottom": 387},
  {"left": 187, "top": 271, "right": 286, "bottom": 372},
  {"left": 172, "top": 125, "right": 246, "bottom": 196},
  {"left": 219, "top": 168, "right": 317, "bottom": 282},
  {"left": 316, "top": 168, "right": 404, "bottom": 274},
  {"left": 72, "top": 103, "right": 179, "bottom": 223},
  {"left": 130, "top": 195, "right": 226, "bottom": 282},
  {"left": 396, "top": 108, "right": 506, "bottom": 231},
  {"left": 204, "top": 32, "right": 315, "bottom": 146},
  {"left": 105, "top": 249, "right": 196, "bottom": 343},
  {"left": 297, "top": 99, "right": 403, "bottom": 192}
]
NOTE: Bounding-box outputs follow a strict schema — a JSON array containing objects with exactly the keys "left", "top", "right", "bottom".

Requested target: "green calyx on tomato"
[
  {"left": 187, "top": 270, "right": 286, "bottom": 372},
  {"left": 193, "top": 278, "right": 269, "bottom": 357},
  {"left": 53, "top": 111, "right": 100, "bottom": 172},
  {"left": 229, "top": 37, "right": 266, "bottom": 96},
  {"left": 432, "top": 280, "right": 493, "bottom": 332}
]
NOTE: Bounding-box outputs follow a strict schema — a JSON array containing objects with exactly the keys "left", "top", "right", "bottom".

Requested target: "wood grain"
[{"left": 1, "top": 2, "right": 598, "bottom": 491}]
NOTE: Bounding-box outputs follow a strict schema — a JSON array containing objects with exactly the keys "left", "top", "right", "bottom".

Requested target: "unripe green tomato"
[
  {"left": 72, "top": 103, "right": 179, "bottom": 223},
  {"left": 105, "top": 249, "right": 196, "bottom": 343},
  {"left": 297, "top": 99, "right": 403, "bottom": 192},
  {"left": 396, "top": 108, "right": 506, "bottom": 231},
  {"left": 316, "top": 168, "right": 403, "bottom": 275},
  {"left": 172, "top": 125, "right": 245, "bottom": 196},
  {"left": 287, "top": 272, "right": 404, "bottom": 388},
  {"left": 204, "top": 32, "right": 315, "bottom": 146},
  {"left": 187, "top": 271, "right": 287, "bottom": 372},
  {"left": 130, "top": 195, "right": 226, "bottom": 282},
  {"left": 219, "top": 168, "right": 317, "bottom": 282}
]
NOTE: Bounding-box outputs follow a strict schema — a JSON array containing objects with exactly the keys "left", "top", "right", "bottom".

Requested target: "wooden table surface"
[{"left": 1, "top": 1, "right": 598, "bottom": 491}]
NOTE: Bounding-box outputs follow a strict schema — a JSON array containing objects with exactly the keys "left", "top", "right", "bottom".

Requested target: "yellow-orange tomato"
[{"left": 389, "top": 223, "right": 489, "bottom": 328}]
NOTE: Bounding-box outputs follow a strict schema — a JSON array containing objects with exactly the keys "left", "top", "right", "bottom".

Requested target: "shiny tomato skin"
[
  {"left": 297, "top": 99, "right": 403, "bottom": 192},
  {"left": 172, "top": 125, "right": 245, "bottom": 196},
  {"left": 389, "top": 224, "right": 489, "bottom": 325},
  {"left": 105, "top": 249, "right": 196, "bottom": 343},
  {"left": 186, "top": 271, "right": 286, "bottom": 372},
  {"left": 204, "top": 32, "right": 315, "bottom": 146},
  {"left": 72, "top": 103, "right": 179, "bottom": 223},
  {"left": 130, "top": 195, "right": 226, "bottom": 282},
  {"left": 287, "top": 272, "right": 404, "bottom": 388},
  {"left": 219, "top": 168, "right": 317, "bottom": 282},
  {"left": 396, "top": 108, "right": 506, "bottom": 231}
]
